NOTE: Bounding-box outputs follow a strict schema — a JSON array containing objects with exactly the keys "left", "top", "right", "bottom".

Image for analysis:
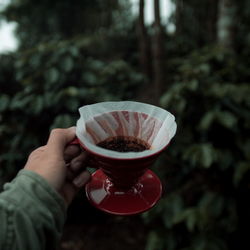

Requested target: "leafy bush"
[
  {"left": 143, "top": 46, "right": 250, "bottom": 250},
  {"left": 0, "top": 36, "right": 143, "bottom": 187}
]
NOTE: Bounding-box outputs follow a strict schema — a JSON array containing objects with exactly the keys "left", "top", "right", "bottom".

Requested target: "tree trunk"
[
  {"left": 175, "top": 0, "right": 184, "bottom": 36},
  {"left": 137, "top": 0, "right": 151, "bottom": 80},
  {"left": 217, "top": 0, "right": 235, "bottom": 49},
  {"left": 206, "top": 0, "right": 219, "bottom": 44},
  {"left": 175, "top": 0, "right": 219, "bottom": 47},
  {"left": 152, "top": 0, "right": 165, "bottom": 105}
]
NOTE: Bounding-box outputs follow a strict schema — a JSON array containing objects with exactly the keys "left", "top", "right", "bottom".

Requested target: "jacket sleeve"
[{"left": 0, "top": 169, "right": 66, "bottom": 250}]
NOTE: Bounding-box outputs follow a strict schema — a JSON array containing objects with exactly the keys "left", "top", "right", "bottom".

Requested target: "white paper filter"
[{"left": 76, "top": 101, "right": 177, "bottom": 159}]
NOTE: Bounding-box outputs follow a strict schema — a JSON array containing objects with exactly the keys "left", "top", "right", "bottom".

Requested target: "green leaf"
[
  {"left": 200, "top": 144, "right": 215, "bottom": 168},
  {"left": 198, "top": 192, "right": 224, "bottom": 218},
  {"left": 15, "top": 71, "right": 24, "bottom": 81},
  {"left": 0, "top": 95, "right": 10, "bottom": 112},
  {"left": 183, "top": 144, "right": 216, "bottom": 168},
  {"left": 157, "top": 194, "right": 184, "bottom": 229},
  {"left": 32, "top": 96, "right": 44, "bottom": 114},
  {"left": 186, "top": 209, "right": 196, "bottom": 232},
  {"left": 29, "top": 54, "right": 40, "bottom": 68},
  {"left": 199, "top": 111, "right": 216, "bottom": 130},
  {"left": 199, "top": 63, "right": 210, "bottom": 74},
  {"left": 175, "top": 98, "right": 186, "bottom": 113},
  {"left": 145, "top": 231, "right": 164, "bottom": 250},
  {"left": 64, "top": 86, "right": 78, "bottom": 97},
  {"left": 51, "top": 114, "right": 74, "bottom": 129},
  {"left": 10, "top": 134, "right": 22, "bottom": 149},
  {"left": 188, "top": 79, "right": 198, "bottom": 91},
  {"left": 45, "top": 68, "right": 59, "bottom": 84},
  {"left": 61, "top": 56, "right": 74, "bottom": 72},
  {"left": 233, "top": 162, "right": 250, "bottom": 186},
  {"left": 83, "top": 72, "right": 97, "bottom": 85},
  {"left": 160, "top": 92, "right": 172, "bottom": 107},
  {"left": 69, "top": 46, "right": 79, "bottom": 57},
  {"left": 173, "top": 208, "right": 197, "bottom": 232},
  {"left": 10, "top": 93, "right": 32, "bottom": 110},
  {"left": 43, "top": 92, "right": 55, "bottom": 107},
  {"left": 217, "top": 111, "right": 237, "bottom": 129}
]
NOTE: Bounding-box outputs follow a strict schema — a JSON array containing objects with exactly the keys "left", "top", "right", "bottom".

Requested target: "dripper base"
[{"left": 85, "top": 169, "right": 162, "bottom": 215}]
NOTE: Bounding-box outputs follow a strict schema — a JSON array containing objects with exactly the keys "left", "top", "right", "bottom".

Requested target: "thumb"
[{"left": 47, "top": 127, "right": 76, "bottom": 156}]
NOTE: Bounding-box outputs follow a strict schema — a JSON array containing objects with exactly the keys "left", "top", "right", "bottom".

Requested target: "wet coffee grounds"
[{"left": 97, "top": 136, "right": 150, "bottom": 152}]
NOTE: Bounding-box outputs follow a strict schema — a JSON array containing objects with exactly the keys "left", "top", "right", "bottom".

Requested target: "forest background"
[{"left": 0, "top": 0, "right": 250, "bottom": 249}]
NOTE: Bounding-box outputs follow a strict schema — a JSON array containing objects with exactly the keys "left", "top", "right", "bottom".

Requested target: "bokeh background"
[{"left": 0, "top": 0, "right": 250, "bottom": 249}]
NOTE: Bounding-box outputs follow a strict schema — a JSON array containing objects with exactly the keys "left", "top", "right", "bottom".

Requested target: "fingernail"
[
  {"left": 71, "top": 161, "right": 82, "bottom": 171},
  {"left": 73, "top": 172, "right": 90, "bottom": 187},
  {"left": 73, "top": 176, "right": 84, "bottom": 187}
]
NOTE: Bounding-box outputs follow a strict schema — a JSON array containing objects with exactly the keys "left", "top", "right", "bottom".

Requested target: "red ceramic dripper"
[{"left": 74, "top": 101, "right": 177, "bottom": 215}]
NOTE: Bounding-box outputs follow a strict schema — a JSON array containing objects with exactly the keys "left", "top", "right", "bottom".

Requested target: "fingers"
[
  {"left": 70, "top": 152, "right": 88, "bottom": 172},
  {"left": 67, "top": 151, "right": 90, "bottom": 187},
  {"left": 64, "top": 145, "right": 81, "bottom": 162},
  {"left": 65, "top": 167, "right": 76, "bottom": 181},
  {"left": 63, "top": 169, "right": 91, "bottom": 206},
  {"left": 47, "top": 127, "right": 76, "bottom": 156},
  {"left": 60, "top": 170, "right": 90, "bottom": 207},
  {"left": 66, "top": 151, "right": 89, "bottom": 182},
  {"left": 67, "top": 149, "right": 91, "bottom": 188},
  {"left": 73, "top": 170, "right": 91, "bottom": 188}
]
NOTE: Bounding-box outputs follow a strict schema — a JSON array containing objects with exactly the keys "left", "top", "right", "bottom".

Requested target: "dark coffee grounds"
[{"left": 97, "top": 136, "right": 150, "bottom": 152}]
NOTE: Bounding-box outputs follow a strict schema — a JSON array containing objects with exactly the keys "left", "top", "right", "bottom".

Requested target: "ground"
[{"left": 59, "top": 193, "right": 148, "bottom": 250}]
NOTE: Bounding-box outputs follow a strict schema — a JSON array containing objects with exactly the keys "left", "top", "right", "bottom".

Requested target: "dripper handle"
[
  {"left": 68, "top": 138, "right": 99, "bottom": 169},
  {"left": 69, "top": 138, "right": 80, "bottom": 145}
]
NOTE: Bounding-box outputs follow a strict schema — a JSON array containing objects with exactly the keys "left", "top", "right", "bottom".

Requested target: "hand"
[{"left": 24, "top": 127, "right": 91, "bottom": 207}]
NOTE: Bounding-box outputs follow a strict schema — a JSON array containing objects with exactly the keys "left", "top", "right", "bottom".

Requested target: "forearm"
[{"left": 0, "top": 170, "right": 66, "bottom": 250}]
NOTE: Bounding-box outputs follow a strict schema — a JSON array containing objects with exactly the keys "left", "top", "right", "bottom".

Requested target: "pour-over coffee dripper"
[{"left": 75, "top": 101, "right": 177, "bottom": 215}]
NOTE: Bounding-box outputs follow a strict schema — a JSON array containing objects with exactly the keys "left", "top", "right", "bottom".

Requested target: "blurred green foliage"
[
  {"left": 0, "top": 35, "right": 143, "bottom": 184},
  {"left": 143, "top": 46, "right": 250, "bottom": 250},
  {"left": 0, "top": 0, "right": 250, "bottom": 250},
  {"left": 2, "top": 0, "right": 131, "bottom": 50}
]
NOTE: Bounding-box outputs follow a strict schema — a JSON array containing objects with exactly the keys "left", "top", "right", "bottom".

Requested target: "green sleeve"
[{"left": 0, "top": 169, "right": 67, "bottom": 250}]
